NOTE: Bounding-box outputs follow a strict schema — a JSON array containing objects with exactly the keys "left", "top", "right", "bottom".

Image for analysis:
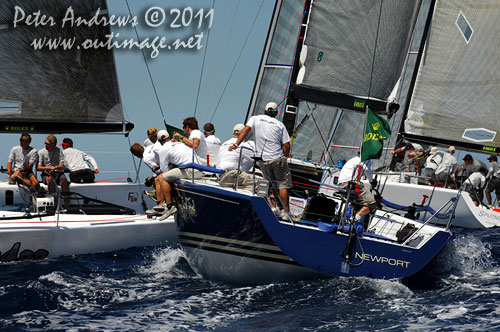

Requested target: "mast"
[
  {"left": 282, "top": 0, "right": 312, "bottom": 135},
  {"left": 245, "top": 0, "right": 283, "bottom": 123}
]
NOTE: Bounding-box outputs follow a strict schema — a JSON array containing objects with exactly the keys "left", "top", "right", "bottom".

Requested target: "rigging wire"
[
  {"left": 194, "top": 0, "right": 216, "bottom": 117},
  {"left": 126, "top": 135, "right": 139, "bottom": 179},
  {"left": 124, "top": 0, "right": 168, "bottom": 130},
  {"left": 208, "top": 0, "right": 266, "bottom": 123},
  {"left": 366, "top": 0, "right": 384, "bottom": 100},
  {"left": 204, "top": 0, "right": 241, "bottom": 123},
  {"left": 382, "top": 7, "right": 422, "bottom": 168},
  {"left": 308, "top": 105, "right": 335, "bottom": 165},
  {"left": 365, "top": 0, "right": 398, "bottom": 170}
]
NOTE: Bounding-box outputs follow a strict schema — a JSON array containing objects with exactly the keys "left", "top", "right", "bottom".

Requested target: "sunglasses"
[{"left": 19, "top": 139, "right": 29, "bottom": 143}]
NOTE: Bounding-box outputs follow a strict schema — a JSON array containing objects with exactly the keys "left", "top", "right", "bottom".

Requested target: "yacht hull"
[
  {"left": 0, "top": 213, "right": 177, "bottom": 261},
  {"left": 372, "top": 179, "right": 500, "bottom": 229},
  {"left": 175, "top": 180, "right": 451, "bottom": 284}
]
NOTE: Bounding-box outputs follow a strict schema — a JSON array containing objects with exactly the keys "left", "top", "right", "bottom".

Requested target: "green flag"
[
  {"left": 165, "top": 123, "right": 185, "bottom": 139},
  {"left": 361, "top": 108, "right": 391, "bottom": 161}
]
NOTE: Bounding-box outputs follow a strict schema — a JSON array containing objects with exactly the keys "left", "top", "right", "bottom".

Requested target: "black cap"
[
  {"left": 463, "top": 154, "right": 473, "bottom": 161},
  {"left": 488, "top": 155, "right": 498, "bottom": 161}
]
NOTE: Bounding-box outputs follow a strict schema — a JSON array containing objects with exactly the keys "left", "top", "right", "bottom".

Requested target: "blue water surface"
[{"left": 0, "top": 228, "right": 499, "bottom": 331}]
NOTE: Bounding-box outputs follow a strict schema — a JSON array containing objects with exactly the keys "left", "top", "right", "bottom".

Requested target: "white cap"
[
  {"left": 265, "top": 102, "right": 278, "bottom": 111},
  {"left": 233, "top": 123, "right": 245, "bottom": 134},
  {"left": 157, "top": 130, "right": 169, "bottom": 141},
  {"left": 448, "top": 146, "right": 456, "bottom": 153},
  {"left": 430, "top": 146, "right": 438, "bottom": 155}
]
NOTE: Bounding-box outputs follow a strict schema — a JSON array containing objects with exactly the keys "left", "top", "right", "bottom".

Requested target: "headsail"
[
  {"left": 246, "top": 0, "right": 305, "bottom": 120},
  {"left": 295, "top": 0, "right": 421, "bottom": 113},
  {"left": 403, "top": 0, "right": 500, "bottom": 153},
  {"left": 0, "top": 0, "right": 133, "bottom": 134}
]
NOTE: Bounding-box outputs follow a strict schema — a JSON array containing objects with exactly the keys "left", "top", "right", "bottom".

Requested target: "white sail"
[{"left": 404, "top": 0, "right": 500, "bottom": 151}]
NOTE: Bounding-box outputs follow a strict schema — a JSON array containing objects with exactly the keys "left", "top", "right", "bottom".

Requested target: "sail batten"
[
  {"left": 0, "top": 0, "right": 131, "bottom": 134},
  {"left": 292, "top": 84, "right": 390, "bottom": 114}
]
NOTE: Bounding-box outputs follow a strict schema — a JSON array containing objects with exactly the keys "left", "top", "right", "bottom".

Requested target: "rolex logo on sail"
[
  {"left": 372, "top": 122, "right": 380, "bottom": 131},
  {"left": 354, "top": 99, "right": 365, "bottom": 109}
]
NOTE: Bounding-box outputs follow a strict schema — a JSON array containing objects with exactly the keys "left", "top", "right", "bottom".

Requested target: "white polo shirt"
[{"left": 246, "top": 114, "right": 289, "bottom": 162}]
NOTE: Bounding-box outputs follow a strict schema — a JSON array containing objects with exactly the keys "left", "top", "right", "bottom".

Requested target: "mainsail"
[
  {"left": 403, "top": 0, "right": 500, "bottom": 153},
  {"left": 247, "top": 0, "right": 422, "bottom": 164},
  {"left": 0, "top": 0, "right": 132, "bottom": 133}
]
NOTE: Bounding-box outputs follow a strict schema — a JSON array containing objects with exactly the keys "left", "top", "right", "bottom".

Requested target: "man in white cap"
[
  {"left": 148, "top": 130, "right": 169, "bottom": 172},
  {"left": 229, "top": 101, "right": 292, "bottom": 219}
]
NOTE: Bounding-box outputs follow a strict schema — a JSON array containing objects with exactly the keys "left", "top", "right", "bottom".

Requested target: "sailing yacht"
[
  {"left": 172, "top": 0, "right": 456, "bottom": 285},
  {"left": 359, "top": 0, "right": 500, "bottom": 229},
  {"left": 0, "top": 0, "right": 176, "bottom": 261}
]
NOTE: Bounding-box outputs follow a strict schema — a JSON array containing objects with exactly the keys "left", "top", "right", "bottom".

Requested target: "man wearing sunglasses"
[
  {"left": 37, "top": 134, "right": 69, "bottom": 195},
  {"left": 144, "top": 127, "right": 158, "bottom": 148},
  {"left": 7, "top": 132, "right": 40, "bottom": 191}
]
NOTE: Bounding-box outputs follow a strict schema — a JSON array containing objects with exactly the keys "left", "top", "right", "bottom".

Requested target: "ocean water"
[{"left": 1, "top": 228, "right": 499, "bottom": 332}]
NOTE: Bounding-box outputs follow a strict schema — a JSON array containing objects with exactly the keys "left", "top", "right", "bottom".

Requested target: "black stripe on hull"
[{"left": 178, "top": 232, "right": 300, "bottom": 266}]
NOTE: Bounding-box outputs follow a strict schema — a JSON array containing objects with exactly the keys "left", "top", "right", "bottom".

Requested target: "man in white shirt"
[
  {"left": 153, "top": 130, "right": 203, "bottom": 220},
  {"left": 217, "top": 124, "right": 255, "bottom": 186},
  {"left": 337, "top": 155, "right": 378, "bottom": 224},
  {"left": 173, "top": 117, "right": 207, "bottom": 164},
  {"left": 486, "top": 154, "right": 500, "bottom": 206},
  {"left": 424, "top": 146, "right": 440, "bottom": 184},
  {"left": 60, "top": 138, "right": 99, "bottom": 183},
  {"left": 129, "top": 141, "right": 160, "bottom": 202},
  {"left": 144, "top": 127, "right": 158, "bottom": 148},
  {"left": 229, "top": 102, "right": 292, "bottom": 219},
  {"left": 408, "top": 143, "right": 426, "bottom": 175},
  {"left": 203, "top": 122, "right": 222, "bottom": 167},
  {"left": 463, "top": 167, "right": 487, "bottom": 206},
  {"left": 434, "top": 146, "right": 457, "bottom": 188}
]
